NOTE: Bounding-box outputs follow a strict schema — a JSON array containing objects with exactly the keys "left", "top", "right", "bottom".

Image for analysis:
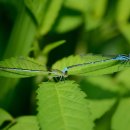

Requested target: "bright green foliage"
[
  {"left": 85, "top": 76, "right": 121, "bottom": 93},
  {"left": 24, "top": 0, "right": 47, "bottom": 24},
  {"left": 33, "top": 40, "right": 65, "bottom": 64},
  {"left": 1, "top": 1, "right": 130, "bottom": 130},
  {"left": 8, "top": 116, "right": 39, "bottom": 130},
  {"left": 39, "top": 0, "right": 64, "bottom": 35},
  {"left": 37, "top": 81, "right": 93, "bottom": 130},
  {"left": 0, "top": 57, "right": 48, "bottom": 78},
  {"left": 85, "top": 0, "right": 107, "bottom": 30},
  {"left": 32, "top": 40, "right": 65, "bottom": 66},
  {"left": 0, "top": 108, "right": 13, "bottom": 127},
  {"left": 53, "top": 0, "right": 84, "bottom": 33},
  {"left": 25, "top": 0, "right": 87, "bottom": 34},
  {"left": 55, "top": 15, "right": 82, "bottom": 33},
  {"left": 25, "top": 0, "right": 65, "bottom": 35},
  {"left": 79, "top": 76, "right": 120, "bottom": 120},
  {"left": 64, "top": 0, "right": 88, "bottom": 13},
  {"left": 116, "top": 68, "right": 130, "bottom": 90},
  {"left": 52, "top": 54, "right": 129, "bottom": 76},
  {"left": 0, "top": 54, "right": 129, "bottom": 78},
  {"left": 88, "top": 99, "right": 116, "bottom": 120},
  {"left": 42, "top": 40, "right": 66, "bottom": 55},
  {"left": 112, "top": 98, "right": 130, "bottom": 130},
  {"left": 0, "top": 2, "right": 39, "bottom": 107},
  {"left": 116, "top": 0, "right": 130, "bottom": 42}
]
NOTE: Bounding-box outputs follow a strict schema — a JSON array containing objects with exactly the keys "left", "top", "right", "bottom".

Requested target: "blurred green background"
[{"left": 0, "top": 0, "right": 130, "bottom": 129}]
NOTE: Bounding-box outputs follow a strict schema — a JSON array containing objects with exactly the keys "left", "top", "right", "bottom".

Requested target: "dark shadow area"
[{"left": 79, "top": 79, "right": 119, "bottom": 99}]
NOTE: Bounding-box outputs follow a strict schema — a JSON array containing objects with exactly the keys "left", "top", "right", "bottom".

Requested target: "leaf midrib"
[{"left": 55, "top": 85, "right": 68, "bottom": 130}]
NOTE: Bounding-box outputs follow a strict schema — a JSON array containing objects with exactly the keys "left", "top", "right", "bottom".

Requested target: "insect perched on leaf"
[{"left": 0, "top": 54, "right": 130, "bottom": 80}]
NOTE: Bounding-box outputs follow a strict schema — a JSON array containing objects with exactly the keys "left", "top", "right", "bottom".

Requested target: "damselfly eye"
[
  {"left": 62, "top": 67, "right": 68, "bottom": 74},
  {"left": 64, "top": 70, "right": 68, "bottom": 75}
]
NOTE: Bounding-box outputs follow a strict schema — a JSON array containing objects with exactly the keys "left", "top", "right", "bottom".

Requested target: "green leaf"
[
  {"left": 0, "top": 57, "right": 48, "bottom": 78},
  {"left": 88, "top": 99, "right": 116, "bottom": 121},
  {"left": 64, "top": 0, "right": 88, "bottom": 13},
  {"left": 52, "top": 54, "right": 128, "bottom": 77},
  {"left": 81, "top": 76, "right": 121, "bottom": 94},
  {"left": 116, "top": 68, "right": 130, "bottom": 90},
  {"left": 54, "top": 15, "right": 82, "bottom": 33},
  {"left": 39, "top": 0, "right": 64, "bottom": 36},
  {"left": 111, "top": 98, "right": 130, "bottom": 130},
  {"left": 24, "top": 0, "right": 47, "bottom": 24},
  {"left": 116, "top": 0, "right": 130, "bottom": 42},
  {"left": 0, "top": 108, "right": 13, "bottom": 127},
  {"left": 8, "top": 116, "right": 39, "bottom": 130},
  {"left": 79, "top": 76, "right": 119, "bottom": 120},
  {"left": 42, "top": 40, "right": 66, "bottom": 55},
  {"left": 33, "top": 40, "right": 65, "bottom": 67},
  {"left": 85, "top": 0, "right": 107, "bottom": 30},
  {"left": 37, "top": 81, "right": 93, "bottom": 130}
]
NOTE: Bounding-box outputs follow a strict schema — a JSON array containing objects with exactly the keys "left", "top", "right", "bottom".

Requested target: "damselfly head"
[
  {"left": 51, "top": 69, "right": 68, "bottom": 78},
  {"left": 48, "top": 69, "right": 68, "bottom": 81}
]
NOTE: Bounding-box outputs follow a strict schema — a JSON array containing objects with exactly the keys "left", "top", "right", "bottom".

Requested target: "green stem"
[{"left": 4, "top": 7, "right": 37, "bottom": 57}]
